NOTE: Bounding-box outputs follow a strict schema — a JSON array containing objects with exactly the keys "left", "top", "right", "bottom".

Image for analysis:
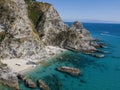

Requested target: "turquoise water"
[
  {"left": 1, "top": 23, "right": 120, "bottom": 90},
  {"left": 0, "top": 83, "right": 14, "bottom": 90}
]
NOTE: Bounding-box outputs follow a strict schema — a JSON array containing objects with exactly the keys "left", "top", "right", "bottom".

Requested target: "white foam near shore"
[{"left": 1, "top": 46, "right": 66, "bottom": 73}]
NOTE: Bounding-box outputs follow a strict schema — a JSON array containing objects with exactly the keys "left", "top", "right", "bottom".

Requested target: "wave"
[{"left": 100, "top": 33, "right": 120, "bottom": 38}]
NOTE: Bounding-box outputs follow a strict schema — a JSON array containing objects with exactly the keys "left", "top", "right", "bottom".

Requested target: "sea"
[{"left": 0, "top": 22, "right": 120, "bottom": 90}]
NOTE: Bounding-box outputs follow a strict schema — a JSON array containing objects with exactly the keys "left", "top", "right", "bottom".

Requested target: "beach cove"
[
  {"left": 0, "top": 22, "right": 120, "bottom": 90},
  {"left": 18, "top": 23, "right": 120, "bottom": 90},
  {"left": 1, "top": 46, "right": 66, "bottom": 74}
]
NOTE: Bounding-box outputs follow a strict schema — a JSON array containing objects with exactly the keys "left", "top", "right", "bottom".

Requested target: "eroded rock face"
[
  {"left": 0, "top": 62, "right": 19, "bottom": 90},
  {"left": 36, "top": 3, "right": 68, "bottom": 45},
  {"left": 65, "top": 21, "right": 96, "bottom": 52},
  {"left": 0, "top": 0, "right": 42, "bottom": 59},
  {"left": 0, "top": 0, "right": 41, "bottom": 89},
  {"left": 36, "top": 4, "right": 97, "bottom": 52},
  {"left": 0, "top": 25, "right": 6, "bottom": 42},
  {"left": 0, "top": 0, "right": 98, "bottom": 60}
]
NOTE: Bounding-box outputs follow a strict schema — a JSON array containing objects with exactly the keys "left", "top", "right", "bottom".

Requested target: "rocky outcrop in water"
[
  {"left": 24, "top": 78, "right": 36, "bottom": 88},
  {"left": 56, "top": 66, "right": 81, "bottom": 76},
  {"left": 38, "top": 79, "right": 50, "bottom": 90},
  {"left": 17, "top": 74, "right": 36, "bottom": 88}
]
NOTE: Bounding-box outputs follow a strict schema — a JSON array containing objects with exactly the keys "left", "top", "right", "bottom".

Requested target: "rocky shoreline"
[
  {"left": 0, "top": 46, "right": 65, "bottom": 89},
  {"left": 0, "top": 0, "right": 106, "bottom": 89},
  {"left": 17, "top": 74, "right": 36, "bottom": 88},
  {"left": 0, "top": 62, "right": 20, "bottom": 90},
  {"left": 17, "top": 74, "right": 50, "bottom": 90}
]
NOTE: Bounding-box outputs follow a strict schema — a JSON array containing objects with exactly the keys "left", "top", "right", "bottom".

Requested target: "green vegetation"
[
  {"left": 25, "top": 0, "right": 50, "bottom": 26},
  {"left": 26, "top": 2, "right": 41, "bottom": 25},
  {"left": 24, "top": 0, "right": 51, "bottom": 47}
]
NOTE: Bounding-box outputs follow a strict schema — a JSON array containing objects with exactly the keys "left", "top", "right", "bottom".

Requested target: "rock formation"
[
  {"left": 0, "top": 0, "right": 101, "bottom": 89},
  {"left": 35, "top": 3, "right": 68, "bottom": 45},
  {"left": 33, "top": 4, "right": 97, "bottom": 52},
  {"left": 0, "top": 0, "right": 98, "bottom": 60},
  {"left": 24, "top": 78, "right": 36, "bottom": 88},
  {"left": 0, "top": 0, "right": 42, "bottom": 89},
  {"left": 0, "top": 0, "right": 43, "bottom": 59},
  {"left": 56, "top": 66, "right": 81, "bottom": 76},
  {"left": 17, "top": 74, "right": 36, "bottom": 88},
  {"left": 0, "top": 62, "right": 19, "bottom": 90},
  {"left": 38, "top": 79, "right": 50, "bottom": 90}
]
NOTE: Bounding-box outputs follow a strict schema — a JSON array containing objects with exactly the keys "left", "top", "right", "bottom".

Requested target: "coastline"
[{"left": 1, "top": 46, "right": 66, "bottom": 75}]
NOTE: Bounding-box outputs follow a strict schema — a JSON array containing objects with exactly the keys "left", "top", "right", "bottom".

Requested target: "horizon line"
[{"left": 63, "top": 19, "right": 120, "bottom": 24}]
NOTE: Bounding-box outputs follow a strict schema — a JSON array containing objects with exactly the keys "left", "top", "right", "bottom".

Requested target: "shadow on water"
[{"left": 41, "top": 74, "right": 62, "bottom": 90}]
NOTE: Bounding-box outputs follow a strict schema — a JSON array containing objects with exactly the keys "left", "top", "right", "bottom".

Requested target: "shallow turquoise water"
[
  {"left": 1, "top": 23, "right": 120, "bottom": 90},
  {"left": 0, "top": 83, "right": 13, "bottom": 90}
]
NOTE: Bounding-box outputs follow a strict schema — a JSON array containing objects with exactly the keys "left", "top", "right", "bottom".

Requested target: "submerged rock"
[
  {"left": 17, "top": 74, "right": 36, "bottom": 88},
  {"left": 91, "top": 53, "right": 105, "bottom": 58},
  {"left": 17, "top": 74, "right": 26, "bottom": 81},
  {"left": 111, "top": 56, "right": 120, "bottom": 59},
  {"left": 56, "top": 66, "right": 81, "bottom": 76},
  {"left": 38, "top": 79, "right": 50, "bottom": 90},
  {"left": 24, "top": 78, "right": 36, "bottom": 88},
  {"left": 96, "top": 49, "right": 109, "bottom": 54},
  {"left": 80, "top": 79, "right": 87, "bottom": 83}
]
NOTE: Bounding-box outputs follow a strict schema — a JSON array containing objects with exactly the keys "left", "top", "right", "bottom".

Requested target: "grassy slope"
[
  {"left": 24, "top": 0, "right": 52, "bottom": 47},
  {"left": 25, "top": 0, "right": 50, "bottom": 26}
]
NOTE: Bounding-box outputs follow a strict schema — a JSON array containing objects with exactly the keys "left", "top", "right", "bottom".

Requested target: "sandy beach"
[
  {"left": 1, "top": 59, "right": 35, "bottom": 73},
  {"left": 1, "top": 46, "right": 65, "bottom": 74}
]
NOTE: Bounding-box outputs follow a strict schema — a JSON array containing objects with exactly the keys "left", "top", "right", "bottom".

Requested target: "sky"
[{"left": 37, "top": 0, "right": 120, "bottom": 23}]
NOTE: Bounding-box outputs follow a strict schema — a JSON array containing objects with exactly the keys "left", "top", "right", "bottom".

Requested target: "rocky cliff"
[
  {"left": 0, "top": 0, "right": 43, "bottom": 59},
  {"left": 29, "top": 1, "right": 96, "bottom": 52},
  {"left": 0, "top": 0, "right": 99, "bottom": 89},
  {"left": 0, "top": 0, "right": 42, "bottom": 89},
  {"left": 0, "top": 0, "right": 97, "bottom": 60}
]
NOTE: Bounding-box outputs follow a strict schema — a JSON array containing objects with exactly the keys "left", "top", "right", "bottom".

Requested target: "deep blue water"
[{"left": 1, "top": 23, "right": 120, "bottom": 90}]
